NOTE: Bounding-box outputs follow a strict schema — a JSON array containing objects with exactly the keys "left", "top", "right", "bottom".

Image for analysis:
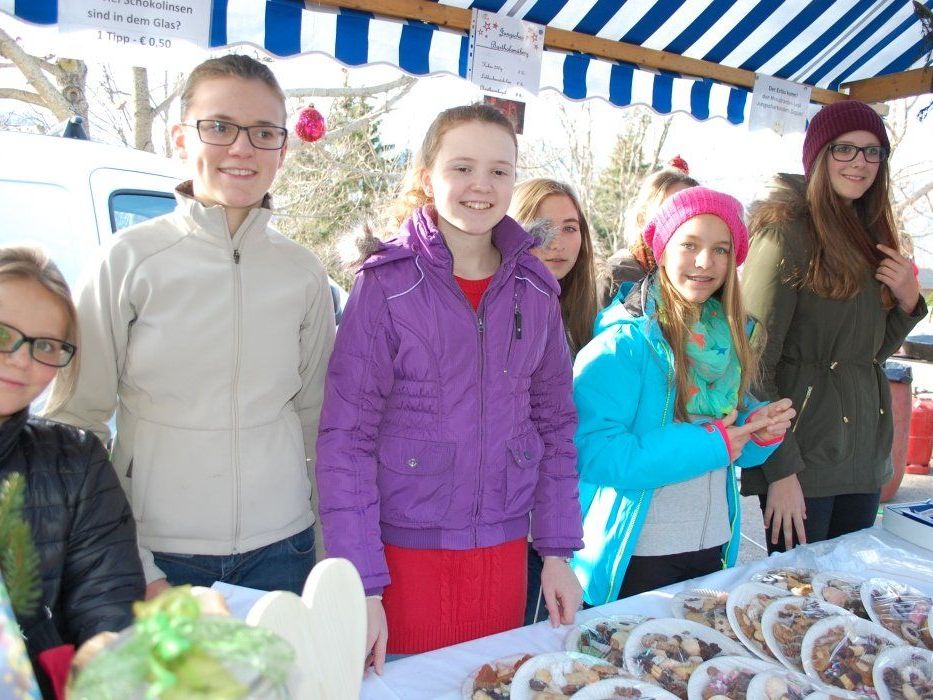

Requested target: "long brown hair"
[
  {"left": 385, "top": 103, "right": 517, "bottom": 232},
  {"left": 656, "top": 248, "right": 758, "bottom": 422},
  {"left": 801, "top": 146, "right": 898, "bottom": 305},
  {"left": 626, "top": 168, "right": 699, "bottom": 272},
  {"left": 0, "top": 246, "right": 80, "bottom": 415},
  {"left": 510, "top": 179, "right": 598, "bottom": 353}
]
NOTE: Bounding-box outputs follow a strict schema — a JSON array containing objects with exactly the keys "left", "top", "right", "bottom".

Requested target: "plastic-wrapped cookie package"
[
  {"left": 745, "top": 668, "right": 819, "bottom": 700},
  {"left": 672, "top": 589, "right": 738, "bottom": 642},
  {"left": 861, "top": 578, "right": 933, "bottom": 650},
  {"left": 872, "top": 646, "right": 933, "bottom": 700},
  {"left": 568, "top": 676, "right": 680, "bottom": 699},
  {"left": 800, "top": 615, "right": 906, "bottom": 699},
  {"left": 623, "top": 618, "right": 749, "bottom": 699},
  {"left": 751, "top": 568, "right": 816, "bottom": 597},
  {"left": 509, "top": 651, "right": 622, "bottom": 700},
  {"left": 566, "top": 615, "right": 651, "bottom": 667},
  {"left": 462, "top": 653, "right": 534, "bottom": 700},
  {"left": 727, "top": 583, "right": 788, "bottom": 661},
  {"left": 685, "top": 654, "right": 778, "bottom": 700},
  {"left": 811, "top": 572, "right": 869, "bottom": 619},
  {"left": 762, "top": 596, "right": 852, "bottom": 673}
]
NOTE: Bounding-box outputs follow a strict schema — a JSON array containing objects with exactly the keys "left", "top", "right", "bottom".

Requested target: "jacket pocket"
[
  {"left": 504, "top": 431, "right": 545, "bottom": 517},
  {"left": 377, "top": 435, "right": 456, "bottom": 524}
]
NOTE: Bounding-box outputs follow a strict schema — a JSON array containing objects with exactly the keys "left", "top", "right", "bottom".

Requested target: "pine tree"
[{"left": 0, "top": 473, "right": 41, "bottom": 618}]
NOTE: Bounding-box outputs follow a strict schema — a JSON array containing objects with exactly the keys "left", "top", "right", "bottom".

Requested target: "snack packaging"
[
  {"left": 871, "top": 645, "right": 933, "bottom": 700},
  {"left": 672, "top": 589, "right": 737, "bottom": 641},
  {"left": 685, "top": 654, "right": 778, "bottom": 700},
  {"left": 623, "top": 617, "right": 749, "bottom": 699},
  {"left": 727, "top": 583, "right": 788, "bottom": 661},
  {"left": 861, "top": 578, "right": 933, "bottom": 650},
  {"left": 462, "top": 653, "right": 534, "bottom": 700},
  {"left": 568, "top": 676, "right": 679, "bottom": 699},
  {"left": 811, "top": 572, "right": 869, "bottom": 619},
  {"left": 800, "top": 615, "right": 906, "bottom": 699},
  {"left": 762, "top": 596, "right": 852, "bottom": 673},
  {"left": 751, "top": 569, "right": 816, "bottom": 597},
  {"left": 745, "top": 668, "right": 819, "bottom": 700},
  {"left": 565, "top": 615, "right": 650, "bottom": 667},
  {"left": 509, "top": 651, "right": 622, "bottom": 700}
]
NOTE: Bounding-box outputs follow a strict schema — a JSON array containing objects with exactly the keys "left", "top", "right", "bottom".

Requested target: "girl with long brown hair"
[
  {"left": 570, "top": 188, "right": 794, "bottom": 603},
  {"left": 740, "top": 100, "right": 924, "bottom": 552}
]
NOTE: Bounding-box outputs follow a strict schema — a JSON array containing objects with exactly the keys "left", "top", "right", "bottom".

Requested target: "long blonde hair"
[
  {"left": 384, "top": 103, "right": 517, "bottom": 233},
  {"left": 510, "top": 178, "right": 598, "bottom": 354},
  {"left": 656, "top": 249, "right": 758, "bottom": 422},
  {"left": 0, "top": 246, "right": 79, "bottom": 415}
]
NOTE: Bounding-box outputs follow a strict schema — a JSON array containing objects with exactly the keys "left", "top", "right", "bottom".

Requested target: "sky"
[{"left": 1, "top": 11, "right": 931, "bottom": 257}]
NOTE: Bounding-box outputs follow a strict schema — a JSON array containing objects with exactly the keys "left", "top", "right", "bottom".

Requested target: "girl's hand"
[
  {"left": 764, "top": 474, "right": 807, "bottom": 548},
  {"left": 876, "top": 244, "right": 920, "bottom": 314},
  {"left": 365, "top": 597, "right": 388, "bottom": 675},
  {"left": 541, "top": 557, "right": 582, "bottom": 627},
  {"left": 720, "top": 410, "right": 772, "bottom": 461},
  {"left": 749, "top": 398, "right": 796, "bottom": 442},
  {"left": 145, "top": 578, "right": 170, "bottom": 600}
]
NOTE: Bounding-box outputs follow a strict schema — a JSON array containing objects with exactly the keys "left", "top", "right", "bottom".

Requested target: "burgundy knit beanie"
[
  {"left": 643, "top": 186, "right": 749, "bottom": 265},
  {"left": 802, "top": 101, "right": 889, "bottom": 180}
]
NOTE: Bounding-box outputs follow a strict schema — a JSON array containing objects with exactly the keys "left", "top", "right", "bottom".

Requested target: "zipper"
[
  {"left": 231, "top": 246, "right": 243, "bottom": 552},
  {"left": 721, "top": 466, "right": 740, "bottom": 568},
  {"left": 791, "top": 385, "right": 813, "bottom": 433},
  {"left": 504, "top": 288, "right": 523, "bottom": 371}
]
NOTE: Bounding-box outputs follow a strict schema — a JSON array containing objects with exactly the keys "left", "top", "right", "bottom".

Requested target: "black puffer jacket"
[{"left": 0, "top": 409, "right": 143, "bottom": 678}]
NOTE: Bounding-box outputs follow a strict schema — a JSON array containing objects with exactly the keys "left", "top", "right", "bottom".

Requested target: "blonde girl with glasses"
[
  {"left": 740, "top": 100, "right": 925, "bottom": 552},
  {"left": 0, "top": 246, "right": 143, "bottom": 696},
  {"left": 48, "top": 55, "right": 336, "bottom": 598}
]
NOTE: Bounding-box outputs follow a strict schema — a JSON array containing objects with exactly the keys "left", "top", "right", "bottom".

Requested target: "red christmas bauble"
[{"left": 296, "top": 105, "right": 326, "bottom": 142}]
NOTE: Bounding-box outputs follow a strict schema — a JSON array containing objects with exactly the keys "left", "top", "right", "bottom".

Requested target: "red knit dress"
[{"left": 382, "top": 275, "right": 527, "bottom": 653}]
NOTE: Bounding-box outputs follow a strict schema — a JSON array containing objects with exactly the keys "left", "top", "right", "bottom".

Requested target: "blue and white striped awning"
[{"left": 4, "top": 0, "right": 932, "bottom": 124}]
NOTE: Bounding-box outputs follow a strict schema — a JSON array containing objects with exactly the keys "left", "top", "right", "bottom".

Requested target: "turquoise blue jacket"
[{"left": 571, "top": 278, "right": 781, "bottom": 605}]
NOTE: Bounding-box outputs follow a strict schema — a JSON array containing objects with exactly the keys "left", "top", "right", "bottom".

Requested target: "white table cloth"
[{"left": 357, "top": 528, "right": 933, "bottom": 700}]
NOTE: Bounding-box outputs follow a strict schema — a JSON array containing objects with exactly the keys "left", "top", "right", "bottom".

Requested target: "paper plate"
[
  {"left": 727, "top": 582, "right": 788, "bottom": 661},
  {"left": 564, "top": 614, "right": 649, "bottom": 667},
  {"left": 872, "top": 645, "right": 933, "bottom": 700},
  {"left": 685, "top": 654, "right": 778, "bottom": 700},
  {"left": 671, "top": 588, "right": 737, "bottom": 641},
  {"left": 509, "top": 651, "right": 622, "bottom": 700},
  {"left": 569, "top": 676, "right": 680, "bottom": 699},
  {"left": 623, "top": 617, "right": 750, "bottom": 699},
  {"left": 861, "top": 577, "right": 933, "bottom": 650},
  {"left": 761, "top": 596, "right": 852, "bottom": 674},
  {"left": 811, "top": 572, "right": 869, "bottom": 619},
  {"left": 800, "top": 615, "right": 906, "bottom": 699},
  {"left": 745, "top": 668, "right": 819, "bottom": 700},
  {"left": 461, "top": 653, "right": 535, "bottom": 700},
  {"left": 751, "top": 568, "right": 816, "bottom": 597}
]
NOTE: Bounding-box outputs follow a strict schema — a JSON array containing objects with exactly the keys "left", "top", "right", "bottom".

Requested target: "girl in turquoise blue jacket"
[{"left": 571, "top": 187, "right": 796, "bottom": 605}]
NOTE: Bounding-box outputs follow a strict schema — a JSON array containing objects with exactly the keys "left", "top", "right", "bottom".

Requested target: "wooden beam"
[
  {"left": 308, "top": 0, "right": 847, "bottom": 104},
  {"left": 842, "top": 68, "right": 933, "bottom": 103}
]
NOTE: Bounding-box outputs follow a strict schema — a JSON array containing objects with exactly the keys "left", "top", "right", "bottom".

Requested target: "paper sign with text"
[
  {"left": 468, "top": 9, "right": 544, "bottom": 98},
  {"left": 58, "top": 0, "right": 211, "bottom": 57},
  {"left": 749, "top": 74, "right": 811, "bottom": 136}
]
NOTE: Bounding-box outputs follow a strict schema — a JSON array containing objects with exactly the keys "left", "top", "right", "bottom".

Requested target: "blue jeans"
[{"left": 153, "top": 527, "right": 316, "bottom": 595}]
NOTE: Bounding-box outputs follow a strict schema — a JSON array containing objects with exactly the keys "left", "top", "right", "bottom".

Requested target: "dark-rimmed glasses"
[
  {"left": 0, "top": 321, "right": 75, "bottom": 368},
  {"left": 183, "top": 119, "right": 288, "bottom": 150},
  {"left": 828, "top": 143, "right": 888, "bottom": 164}
]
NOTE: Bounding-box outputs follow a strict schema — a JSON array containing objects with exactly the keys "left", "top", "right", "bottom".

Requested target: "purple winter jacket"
[{"left": 316, "top": 207, "right": 583, "bottom": 594}]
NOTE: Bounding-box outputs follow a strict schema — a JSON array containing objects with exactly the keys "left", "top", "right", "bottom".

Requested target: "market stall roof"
[{"left": 6, "top": 0, "right": 933, "bottom": 124}]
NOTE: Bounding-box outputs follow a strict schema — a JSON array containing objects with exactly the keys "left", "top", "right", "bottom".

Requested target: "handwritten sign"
[
  {"left": 58, "top": 0, "right": 211, "bottom": 57},
  {"left": 468, "top": 9, "right": 544, "bottom": 98},
  {"left": 749, "top": 74, "right": 811, "bottom": 136}
]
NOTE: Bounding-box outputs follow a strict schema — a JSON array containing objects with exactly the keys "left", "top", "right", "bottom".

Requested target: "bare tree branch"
[
  {"left": 285, "top": 76, "right": 415, "bottom": 99},
  {"left": 0, "top": 25, "right": 74, "bottom": 120},
  {"left": 0, "top": 88, "right": 46, "bottom": 107}
]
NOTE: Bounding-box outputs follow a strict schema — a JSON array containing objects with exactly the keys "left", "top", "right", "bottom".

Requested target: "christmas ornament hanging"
[{"left": 296, "top": 105, "right": 326, "bottom": 142}]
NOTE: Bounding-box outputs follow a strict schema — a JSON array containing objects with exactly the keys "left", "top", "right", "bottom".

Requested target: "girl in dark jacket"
[
  {"left": 740, "top": 101, "right": 925, "bottom": 552},
  {"left": 0, "top": 246, "right": 144, "bottom": 697}
]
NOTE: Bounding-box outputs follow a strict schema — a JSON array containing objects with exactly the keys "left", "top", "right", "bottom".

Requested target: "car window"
[{"left": 110, "top": 190, "right": 177, "bottom": 232}]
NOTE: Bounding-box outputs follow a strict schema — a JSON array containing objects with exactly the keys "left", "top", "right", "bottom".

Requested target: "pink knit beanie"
[
  {"left": 643, "top": 186, "right": 749, "bottom": 265},
  {"left": 802, "top": 100, "right": 888, "bottom": 180}
]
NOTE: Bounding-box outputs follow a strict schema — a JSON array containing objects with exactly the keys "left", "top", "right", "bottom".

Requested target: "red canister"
[{"left": 906, "top": 395, "right": 933, "bottom": 475}]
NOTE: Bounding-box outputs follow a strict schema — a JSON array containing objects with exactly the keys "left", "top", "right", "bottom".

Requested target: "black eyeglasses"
[
  {"left": 828, "top": 143, "right": 888, "bottom": 164},
  {"left": 0, "top": 321, "right": 75, "bottom": 368},
  {"left": 184, "top": 119, "right": 288, "bottom": 150}
]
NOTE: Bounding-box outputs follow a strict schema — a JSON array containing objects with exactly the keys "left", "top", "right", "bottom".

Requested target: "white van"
[{"left": 0, "top": 129, "right": 346, "bottom": 318}]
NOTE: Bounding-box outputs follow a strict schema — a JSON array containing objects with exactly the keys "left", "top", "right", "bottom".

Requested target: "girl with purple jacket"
[{"left": 316, "top": 104, "right": 583, "bottom": 671}]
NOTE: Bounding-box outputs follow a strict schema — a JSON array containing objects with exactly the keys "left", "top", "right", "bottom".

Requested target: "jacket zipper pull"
[
  {"left": 233, "top": 249, "right": 241, "bottom": 264},
  {"left": 514, "top": 304, "right": 522, "bottom": 340},
  {"left": 478, "top": 316, "right": 484, "bottom": 334}
]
